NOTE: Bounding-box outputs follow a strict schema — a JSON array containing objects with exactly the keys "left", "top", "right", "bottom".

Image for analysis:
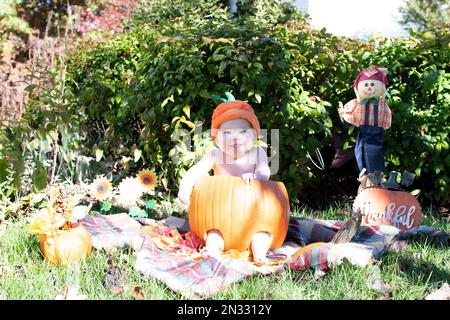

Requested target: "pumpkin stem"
[{"left": 211, "top": 92, "right": 236, "bottom": 103}]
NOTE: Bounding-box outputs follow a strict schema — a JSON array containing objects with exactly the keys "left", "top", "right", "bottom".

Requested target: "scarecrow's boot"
[
  {"left": 382, "top": 171, "right": 401, "bottom": 190},
  {"left": 400, "top": 171, "right": 416, "bottom": 188},
  {"left": 367, "top": 171, "right": 384, "bottom": 187}
]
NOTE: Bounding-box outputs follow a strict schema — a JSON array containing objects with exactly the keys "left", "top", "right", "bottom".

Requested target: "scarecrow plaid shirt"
[{"left": 340, "top": 98, "right": 392, "bottom": 129}]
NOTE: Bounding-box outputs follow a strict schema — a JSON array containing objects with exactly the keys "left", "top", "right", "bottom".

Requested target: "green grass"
[{"left": 0, "top": 203, "right": 448, "bottom": 300}]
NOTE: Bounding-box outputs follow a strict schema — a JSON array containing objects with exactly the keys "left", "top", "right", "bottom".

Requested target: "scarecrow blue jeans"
[{"left": 355, "top": 125, "right": 385, "bottom": 173}]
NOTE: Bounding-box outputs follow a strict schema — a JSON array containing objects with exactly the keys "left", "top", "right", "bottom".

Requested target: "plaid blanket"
[
  {"left": 80, "top": 214, "right": 448, "bottom": 298},
  {"left": 80, "top": 213, "right": 142, "bottom": 250}
]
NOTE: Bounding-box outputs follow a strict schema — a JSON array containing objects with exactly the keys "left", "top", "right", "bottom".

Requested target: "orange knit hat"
[{"left": 211, "top": 100, "right": 260, "bottom": 141}]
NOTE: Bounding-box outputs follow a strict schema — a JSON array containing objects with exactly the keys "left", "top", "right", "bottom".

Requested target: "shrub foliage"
[{"left": 2, "top": 0, "right": 449, "bottom": 206}]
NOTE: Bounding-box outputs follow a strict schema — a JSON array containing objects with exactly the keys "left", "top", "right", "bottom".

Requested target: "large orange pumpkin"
[
  {"left": 39, "top": 225, "right": 93, "bottom": 265},
  {"left": 189, "top": 175, "right": 290, "bottom": 251},
  {"left": 353, "top": 187, "right": 422, "bottom": 231}
]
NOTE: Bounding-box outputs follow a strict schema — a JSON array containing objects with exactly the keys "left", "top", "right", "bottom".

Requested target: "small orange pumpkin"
[
  {"left": 39, "top": 225, "right": 93, "bottom": 265},
  {"left": 189, "top": 175, "right": 290, "bottom": 251},
  {"left": 353, "top": 187, "right": 422, "bottom": 231}
]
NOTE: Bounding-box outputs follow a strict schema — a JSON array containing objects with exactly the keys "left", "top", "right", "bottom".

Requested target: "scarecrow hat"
[
  {"left": 353, "top": 66, "right": 389, "bottom": 88},
  {"left": 211, "top": 93, "right": 260, "bottom": 141}
]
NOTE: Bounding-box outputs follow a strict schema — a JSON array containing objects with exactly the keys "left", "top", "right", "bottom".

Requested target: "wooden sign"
[{"left": 353, "top": 187, "right": 422, "bottom": 231}]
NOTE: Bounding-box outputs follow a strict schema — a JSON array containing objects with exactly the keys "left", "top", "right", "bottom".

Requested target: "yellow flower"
[
  {"left": 90, "top": 176, "right": 112, "bottom": 201},
  {"left": 27, "top": 207, "right": 66, "bottom": 235},
  {"left": 28, "top": 209, "right": 52, "bottom": 235},
  {"left": 137, "top": 169, "right": 157, "bottom": 191}
]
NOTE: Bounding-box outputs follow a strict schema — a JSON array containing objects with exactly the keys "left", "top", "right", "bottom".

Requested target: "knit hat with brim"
[
  {"left": 211, "top": 100, "right": 260, "bottom": 141},
  {"left": 353, "top": 66, "right": 389, "bottom": 88}
]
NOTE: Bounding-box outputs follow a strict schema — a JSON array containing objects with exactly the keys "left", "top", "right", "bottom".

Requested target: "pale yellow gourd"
[{"left": 39, "top": 225, "right": 92, "bottom": 265}]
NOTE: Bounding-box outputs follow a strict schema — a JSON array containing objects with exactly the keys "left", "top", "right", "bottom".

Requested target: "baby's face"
[
  {"left": 357, "top": 79, "right": 385, "bottom": 99},
  {"left": 216, "top": 119, "right": 256, "bottom": 159}
]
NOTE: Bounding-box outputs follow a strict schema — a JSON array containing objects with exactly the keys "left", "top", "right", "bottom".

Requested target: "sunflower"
[
  {"left": 137, "top": 169, "right": 157, "bottom": 191},
  {"left": 116, "top": 177, "right": 143, "bottom": 208},
  {"left": 90, "top": 176, "right": 112, "bottom": 201}
]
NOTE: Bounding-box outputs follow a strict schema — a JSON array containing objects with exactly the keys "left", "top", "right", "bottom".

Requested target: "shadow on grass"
[
  {"left": 382, "top": 235, "right": 450, "bottom": 286},
  {"left": 396, "top": 255, "right": 450, "bottom": 286}
]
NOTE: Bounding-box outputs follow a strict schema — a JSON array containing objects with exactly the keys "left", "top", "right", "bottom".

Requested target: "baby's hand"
[
  {"left": 177, "top": 188, "right": 191, "bottom": 205},
  {"left": 241, "top": 172, "right": 255, "bottom": 184}
]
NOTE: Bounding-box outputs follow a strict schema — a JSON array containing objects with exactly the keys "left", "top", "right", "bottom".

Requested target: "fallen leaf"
[
  {"left": 133, "top": 285, "right": 144, "bottom": 300},
  {"left": 14, "top": 265, "right": 25, "bottom": 274},
  {"left": 390, "top": 240, "right": 409, "bottom": 252},
  {"left": 367, "top": 266, "right": 391, "bottom": 298},
  {"left": 379, "top": 292, "right": 391, "bottom": 300},
  {"left": 371, "top": 278, "right": 390, "bottom": 295},
  {"left": 425, "top": 283, "right": 450, "bottom": 300},
  {"left": 109, "top": 286, "right": 124, "bottom": 294},
  {"left": 104, "top": 258, "right": 125, "bottom": 295}
]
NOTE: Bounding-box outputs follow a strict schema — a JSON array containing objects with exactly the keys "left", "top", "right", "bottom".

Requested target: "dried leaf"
[
  {"left": 379, "top": 292, "right": 391, "bottom": 300},
  {"left": 14, "top": 265, "right": 25, "bottom": 274},
  {"left": 133, "top": 285, "right": 144, "bottom": 300},
  {"left": 109, "top": 286, "right": 125, "bottom": 295},
  {"left": 425, "top": 283, "right": 450, "bottom": 300},
  {"left": 390, "top": 240, "right": 409, "bottom": 252},
  {"left": 104, "top": 258, "right": 125, "bottom": 295},
  {"left": 367, "top": 266, "right": 391, "bottom": 298},
  {"left": 370, "top": 278, "right": 390, "bottom": 294}
]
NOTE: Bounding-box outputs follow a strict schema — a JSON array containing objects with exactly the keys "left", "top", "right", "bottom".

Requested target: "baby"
[{"left": 177, "top": 99, "right": 271, "bottom": 262}]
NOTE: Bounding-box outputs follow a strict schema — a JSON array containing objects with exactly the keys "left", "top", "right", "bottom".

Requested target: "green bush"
[
  {"left": 129, "top": 0, "right": 230, "bottom": 31},
  {"left": 8, "top": 0, "right": 450, "bottom": 206},
  {"left": 0, "top": 0, "right": 32, "bottom": 60},
  {"left": 0, "top": 1, "right": 32, "bottom": 36}
]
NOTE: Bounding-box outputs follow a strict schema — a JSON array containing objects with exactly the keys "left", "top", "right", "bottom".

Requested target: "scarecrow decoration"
[
  {"left": 338, "top": 67, "right": 422, "bottom": 232},
  {"left": 339, "top": 66, "right": 391, "bottom": 191}
]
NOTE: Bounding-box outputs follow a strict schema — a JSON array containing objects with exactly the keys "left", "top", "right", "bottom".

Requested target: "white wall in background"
[{"left": 285, "top": 0, "right": 409, "bottom": 39}]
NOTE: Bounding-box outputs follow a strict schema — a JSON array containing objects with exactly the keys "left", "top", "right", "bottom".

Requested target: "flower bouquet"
[{"left": 28, "top": 186, "right": 92, "bottom": 265}]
